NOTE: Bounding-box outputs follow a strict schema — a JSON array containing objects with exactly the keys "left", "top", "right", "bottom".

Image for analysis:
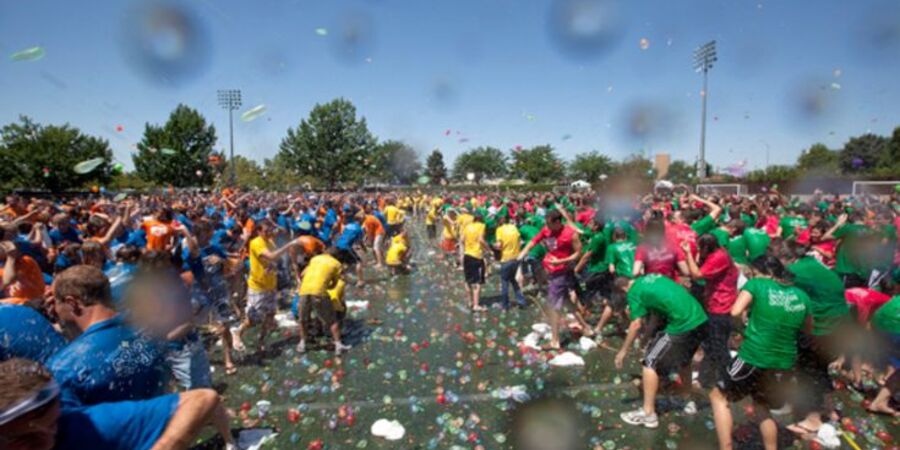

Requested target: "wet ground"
[{"left": 201, "top": 221, "right": 898, "bottom": 450}]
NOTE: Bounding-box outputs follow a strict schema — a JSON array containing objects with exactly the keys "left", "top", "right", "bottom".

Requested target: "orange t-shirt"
[
  {"left": 0, "top": 255, "right": 46, "bottom": 303},
  {"left": 363, "top": 215, "right": 385, "bottom": 238},
  {"left": 143, "top": 219, "right": 174, "bottom": 251}
]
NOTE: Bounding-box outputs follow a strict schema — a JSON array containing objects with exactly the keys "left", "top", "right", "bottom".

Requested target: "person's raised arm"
[
  {"left": 821, "top": 213, "right": 848, "bottom": 242},
  {"left": 690, "top": 194, "right": 723, "bottom": 220},
  {"left": 1, "top": 242, "right": 17, "bottom": 290}
]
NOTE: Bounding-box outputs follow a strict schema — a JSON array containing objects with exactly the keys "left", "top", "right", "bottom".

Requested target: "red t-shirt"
[
  {"left": 811, "top": 240, "right": 837, "bottom": 268},
  {"left": 575, "top": 208, "right": 595, "bottom": 226},
  {"left": 844, "top": 288, "right": 891, "bottom": 324},
  {"left": 763, "top": 215, "right": 780, "bottom": 238},
  {"left": 635, "top": 242, "right": 684, "bottom": 279},
  {"left": 665, "top": 222, "right": 698, "bottom": 257},
  {"left": 532, "top": 225, "right": 577, "bottom": 274},
  {"left": 699, "top": 248, "right": 739, "bottom": 314}
]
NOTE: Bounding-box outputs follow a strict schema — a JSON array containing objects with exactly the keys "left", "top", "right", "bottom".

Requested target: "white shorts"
[{"left": 245, "top": 289, "right": 276, "bottom": 323}]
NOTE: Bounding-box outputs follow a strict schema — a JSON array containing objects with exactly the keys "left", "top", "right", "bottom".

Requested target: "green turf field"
[{"left": 200, "top": 221, "right": 898, "bottom": 450}]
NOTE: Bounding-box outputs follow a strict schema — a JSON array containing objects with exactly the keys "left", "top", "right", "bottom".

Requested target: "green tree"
[
  {"left": 664, "top": 160, "right": 697, "bottom": 185},
  {"left": 452, "top": 146, "right": 508, "bottom": 183},
  {"left": 839, "top": 133, "right": 888, "bottom": 174},
  {"left": 568, "top": 151, "right": 614, "bottom": 183},
  {"left": 371, "top": 140, "right": 421, "bottom": 185},
  {"left": 133, "top": 104, "right": 217, "bottom": 187},
  {"left": 0, "top": 116, "right": 113, "bottom": 192},
  {"left": 617, "top": 155, "right": 656, "bottom": 180},
  {"left": 509, "top": 144, "right": 564, "bottom": 183},
  {"left": 260, "top": 154, "right": 306, "bottom": 191},
  {"left": 877, "top": 126, "right": 900, "bottom": 176},
  {"left": 797, "top": 143, "right": 839, "bottom": 173},
  {"left": 216, "top": 155, "right": 264, "bottom": 189},
  {"left": 425, "top": 149, "right": 448, "bottom": 184},
  {"left": 745, "top": 165, "right": 798, "bottom": 184},
  {"left": 278, "top": 98, "right": 376, "bottom": 188}
]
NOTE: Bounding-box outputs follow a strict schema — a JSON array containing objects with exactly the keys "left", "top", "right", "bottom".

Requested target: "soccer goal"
[
  {"left": 695, "top": 183, "right": 748, "bottom": 196},
  {"left": 851, "top": 181, "right": 900, "bottom": 197}
]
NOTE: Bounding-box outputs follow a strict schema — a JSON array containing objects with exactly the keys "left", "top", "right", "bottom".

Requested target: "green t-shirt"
[
  {"left": 738, "top": 278, "right": 811, "bottom": 369},
  {"left": 605, "top": 241, "right": 636, "bottom": 278},
  {"left": 779, "top": 216, "right": 808, "bottom": 239},
  {"left": 833, "top": 224, "right": 871, "bottom": 278},
  {"left": 787, "top": 257, "right": 849, "bottom": 336},
  {"left": 740, "top": 212, "right": 758, "bottom": 228},
  {"left": 726, "top": 235, "right": 749, "bottom": 265},
  {"left": 710, "top": 228, "right": 730, "bottom": 247},
  {"left": 519, "top": 223, "right": 546, "bottom": 259},
  {"left": 872, "top": 296, "right": 900, "bottom": 334},
  {"left": 743, "top": 228, "right": 770, "bottom": 261},
  {"left": 691, "top": 214, "right": 717, "bottom": 235},
  {"left": 627, "top": 274, "right": 708, "bottom": 334},
  {"left": 603, "top": 220, "right": 639, "bottom": 244},
  {"left": 584, "top": 232, "right": 608, "bottom": 273}
]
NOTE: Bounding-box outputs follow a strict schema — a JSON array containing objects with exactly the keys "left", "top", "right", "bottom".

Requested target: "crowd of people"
[{"left": 0, "top": 185, "right": 898, "bottom": 450}]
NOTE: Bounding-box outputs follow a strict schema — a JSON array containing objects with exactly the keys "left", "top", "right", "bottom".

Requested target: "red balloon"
[
  {"left": 307, "top": 439, "right": 323, "bottom": 450},
  {"left": 240, "top": 401, "right": 251, "bottom": 412},
  {"left": 436, "top": 393, "right": 447, "bottom": 405},
  {"left": 287, "top": 408, "right": 300, "bottom": 423},
  {"left": 808, "top": 441, "right": 822, "bottom": 450},
  {"left": 475, "top": 359, "right": 484, "bottom": 369},
  {"left": 876, "top": 431, "right": 893, "bottom": 444}
]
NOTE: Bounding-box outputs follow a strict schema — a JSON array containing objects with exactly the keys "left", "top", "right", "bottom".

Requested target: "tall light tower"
[
  {"left": 217, "top": 89, "right": 241, "bottom": 186},
  {"left": 693, "top": 40, "right": 717, "bottom": 180}
]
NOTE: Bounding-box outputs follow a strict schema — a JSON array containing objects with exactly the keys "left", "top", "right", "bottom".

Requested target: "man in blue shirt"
[
  {"left": 0, "top": 358, "right": 236, "bottom": 450},
  {"left": 0, "top": 304, "right": 65, "bottom": 364},
  {"left": 47, "top": 265, "right": 168, "bottom": 407},
  {"left": 334, "top": 211, "right": 366, "bottom": 286},
  {"left": 49, "top": 213, "right": 82, "bottom": 246}
]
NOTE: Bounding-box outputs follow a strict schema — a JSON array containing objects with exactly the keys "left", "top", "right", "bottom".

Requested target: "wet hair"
[
  {"left": 114, "top": 245, "right": 142, "bottom": 264},
  {"left": 644, "top": 218, "right": 665, "bottom": 243},
  {"left": 613, "top": 276, "right": 633, "bottom": 293},
  {"left": 751, "top": 254, "right": 792, "bottom": 284},
  {"left": 545, "top": 210, "right": 563, "bottom": 224},
  {"left": 325, "top": 246, "right": 341, "bottom": 258},
  {"left": 697, "top": 233, "right": 720, "bottom": 263},
  {"left": 0, "top": 358, "right": 52, "bottom": 411},
  {"left": 54, "top": 265, "right": 112, "bottom": 307},
  {"left": 611, "top": 227, "right": 627, "bottom": 242},
  {"left": 778, "top": 240, "right": 809, "bottom": 262},
  {"left": 727, "top": 218, "right": 746, "bottom": 235}
]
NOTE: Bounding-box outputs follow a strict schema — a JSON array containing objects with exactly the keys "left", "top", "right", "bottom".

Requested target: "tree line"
[{"left": 2, "top": 97, "right": 898, "bottom": 192}]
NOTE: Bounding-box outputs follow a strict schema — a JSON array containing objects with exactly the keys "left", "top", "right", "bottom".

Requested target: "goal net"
[
  {"left": 695, "top": 183, "right": 748, "bottom": 196},
  {"left": 851, "top": 181, "right": 899, "bottom": 197}
]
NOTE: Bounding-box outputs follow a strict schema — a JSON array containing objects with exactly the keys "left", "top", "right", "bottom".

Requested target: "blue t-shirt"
[
  {"left": 49, "top": 227, "right": 82, "bottom": 246},
  {"left": 182, "top": 244, "right": 227, "bottom": 284},
  {"left": 56, "top": 394, "right": 179, "bottom": 450},
  {"left": 374, "top": 211, "right": 387, "bottom": 227},
  {"left": 0, "top": 304, "right": 65, "bottom": 364},
  {"left": 14, "top": 235, "right": 48, "bottom": 270},
  {"left": 48, "top": 316, "right": 168, "bottom": 407},
  {"left": 105, "top": 263, "right": 138, "bottom": 307},
  {"left": 335, "top": 222, "right": 364, "bottom": 250}
]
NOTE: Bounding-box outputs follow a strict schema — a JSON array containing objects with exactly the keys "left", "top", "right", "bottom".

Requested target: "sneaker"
[
  {"left": 683, "top": 401, "right": 698, "bottom": 415},
  {"left": 335, "top": 342, "right": 352, "bottom": 355},
  {"left": 620, "top": 408, "right": 659, "bottom": 428},
  {"left": 295, "top": 340, "right": 306, "bottom": 354}
]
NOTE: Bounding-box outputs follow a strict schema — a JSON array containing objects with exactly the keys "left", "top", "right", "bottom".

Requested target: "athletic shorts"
[
  {"left": 441, "top": 238, "right": 457, "bottom": 253},
  {"left": 642, "top": 323, "right": 707, "bottom": 376},
  {"left": 463, "top": 255, "right": 485, "bottom": 285},
  {"left": 386, "top": 224, "right": 400, "bottom": 238},
  {"left": 373, "top": 233, "right": 384, "bottom": 250},
  {"left": 426, "top": 224, "right": 436, "bottom": 239},
  {"left": 335, "top": 248, "right": 360, "bottom": 266},
  {"left": 547, "top": 271, "right": 577, "bottom": 310},
  {"left": 717, "top": 356, "right": 788, "bottom": 409},
  {"left": 299, "top": 294, "right": 337, "bottom": 327},
  {"left": 245, "top": 289, "right": 276, "bottom": 323}
]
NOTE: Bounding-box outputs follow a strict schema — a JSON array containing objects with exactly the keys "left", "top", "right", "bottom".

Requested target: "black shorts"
[
  {"left": 335, "top": 248, "right": 359, "bottom": 266},
  {"left": 582, "top": 271, "right": 611, "bottom": 303},
  {"left": 642, "top": 323, "right": 706, "bottom": 375},
  {"left": 426, "top": 224, "right": 436, "bottom": 239},
  {"left": 463, "top": 255, "right": 486, "bottom": 285},
  {"left": 718, "top": 356, "right": 788, "bottom": 409},
  {"left": 386, "top": 224, "right": 400, "bottom": 238}
]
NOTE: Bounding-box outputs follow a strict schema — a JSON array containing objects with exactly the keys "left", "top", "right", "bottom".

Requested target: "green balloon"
[{"left": 112, "top": 163, "right": 124, "bottom": 174}]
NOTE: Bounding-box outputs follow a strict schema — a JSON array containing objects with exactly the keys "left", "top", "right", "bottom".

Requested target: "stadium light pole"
[
  {"left": 693, "top": 40, "right": 717, "bottom": 180},
  {"left": 217, "top": 89, "right": 242, "bottom": 186}
]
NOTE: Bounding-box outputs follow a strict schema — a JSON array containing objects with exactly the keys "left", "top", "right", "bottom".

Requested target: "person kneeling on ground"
[{"left": 296, "top": 247, "right": 351, "bottom": 355}]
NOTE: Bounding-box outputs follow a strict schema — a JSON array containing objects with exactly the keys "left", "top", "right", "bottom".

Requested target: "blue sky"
[{"left": 1, "top": 0, "right": 899, "bottom": 172}]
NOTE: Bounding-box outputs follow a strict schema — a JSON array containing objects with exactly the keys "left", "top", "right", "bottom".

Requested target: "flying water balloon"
[
  {"left": 10, "top": 46, "right": 46, "bottom": 62},
  {"left": 73, "top": 158, "right": 105, "bottom": 174},
  {"left": 241, "top": 104, "right": 267, "bottom": 122}
]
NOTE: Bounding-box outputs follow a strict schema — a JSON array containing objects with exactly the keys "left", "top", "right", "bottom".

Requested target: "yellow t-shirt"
[
  {"left": 441, "top": 215, "right": 457, "bottom": 240},
  {"left": 299, "top": 253, "right": 343, "bottom": 297},
  {"left": 425, "top": 208, "right": 437, "bottom": 225},
  {"left": 384, "top": 205, "right": 404, "bottom": 225},
  {"left": 462, "top": 222, "right": 486, "bottom": 259},
  {"left": 248, "top": 236, "right": 277, "bottom": 292},
  {"left": 495, "top": 223, "right": 521, "bottom": 262},
  {"left": 455, "top": 213, "right": 474, "bottom": 236},
  {"left": 385, "top": 235, "right": 408, "bottom": 266},
  {"left": 328, "top": 279, "right": 346, "bottom": 313}
]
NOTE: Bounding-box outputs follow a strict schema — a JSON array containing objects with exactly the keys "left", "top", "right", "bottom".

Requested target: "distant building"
[{"left": 654, "top": 153, "right": 671, "bottom": 180}]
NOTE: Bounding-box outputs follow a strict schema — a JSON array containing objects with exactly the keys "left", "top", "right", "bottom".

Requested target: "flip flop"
[
  {"left": 786, "top": 422, "right": 819, "bottom": 438},
  {"left": 225, "top": 366, "right": 238, "bottom": 376}
]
